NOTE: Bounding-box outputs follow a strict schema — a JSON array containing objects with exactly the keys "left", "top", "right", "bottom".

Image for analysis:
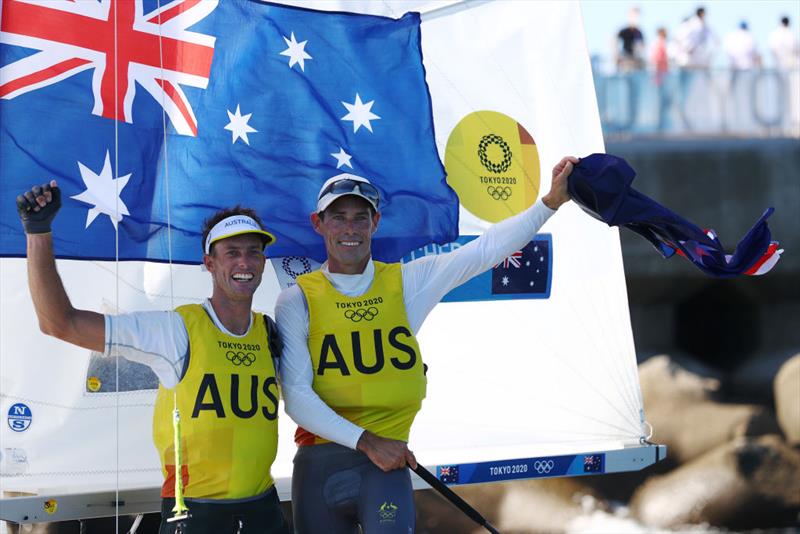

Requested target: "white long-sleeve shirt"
[
  {"left": 103, "top": 299, "right": 265, "bottom": 389},
  {"left": 276, "top": 200, "right": 556, "bottom": 449}
]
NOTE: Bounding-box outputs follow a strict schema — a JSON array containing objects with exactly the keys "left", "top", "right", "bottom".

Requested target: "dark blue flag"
[
  {"left": 568, "top": 154, "right": 782, "bottom": 278},
  {"left": 0, "top": 0, "right": 458, "bottom": 263}
]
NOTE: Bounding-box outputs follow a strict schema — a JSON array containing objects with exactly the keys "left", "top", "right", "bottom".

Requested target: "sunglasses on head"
[{"left": 319, "top": 179, "right": 380, "bottom": 206}]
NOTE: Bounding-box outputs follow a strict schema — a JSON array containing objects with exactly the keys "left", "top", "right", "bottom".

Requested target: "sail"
[{"left": 0, "top": 0, "right": 653, "bottom": 519}]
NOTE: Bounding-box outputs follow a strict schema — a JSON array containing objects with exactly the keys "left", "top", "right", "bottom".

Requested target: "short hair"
[
  {"left": 696, "top": 7, "right": 705, "bottom": 17},
  {"left": 781, "top": 16, "right": 790, "bottom": 27},
  {"left": 201, "top": 205, "right": 266, "bottom": 255}
]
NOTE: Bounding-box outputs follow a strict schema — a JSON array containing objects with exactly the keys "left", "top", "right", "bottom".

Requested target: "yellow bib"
[
  {"left": 152, "top": 304, "right": 279, "bottom": 499},
  {"left": 297, "top": 262, "right": 426, "bottom": 445}
]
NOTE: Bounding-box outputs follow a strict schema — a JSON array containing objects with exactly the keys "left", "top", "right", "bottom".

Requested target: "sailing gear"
[
  {"left": 292, "top": 442, "right": 414, "bottom": 534},
  {"left": 204, "top": 215, "right": 275, "bottom": 255},
  {"left": 159, "top": 487, "right": 289, "bottom": 534},
  {"left": 16, "top": 183, "right": 61, "bottom": 234},
  {"left": 295, "top": 261, "right": 425, "bottom": 446},
  {"left": 277, "top": 199, "right": 555, "bottom": 449},
  {"left": 152, "top": 304, "right": 279, "bottom": 499},
  {"left": 317, "top": 173, "right": 380, "bottom": 213}
]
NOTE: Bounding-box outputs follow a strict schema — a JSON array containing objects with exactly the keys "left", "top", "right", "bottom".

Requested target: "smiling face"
[
  {"left": 312, "top": 195, "right": 380, "bottom": 274},
  {"left": 203, "top": 233, "right": 266, "bottom": 304}
]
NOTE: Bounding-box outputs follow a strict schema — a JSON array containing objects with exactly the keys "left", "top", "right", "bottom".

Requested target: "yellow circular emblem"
[
  {"left": 44, "top": 499, "right": 58, "bottom": 515},
  {"left": 87, "top": 376, "right": 101, "bottom": 392},
  {"left": 445, "top": 111, "right": 540, "bottom": 222}
]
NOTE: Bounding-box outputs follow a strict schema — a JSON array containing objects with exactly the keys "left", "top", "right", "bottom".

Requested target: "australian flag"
[
  {"left": 491, "top": 239, "right": 551, "bottom": 295},
  {"left": 438, "top": 465, "right": 459, "bottom": 484},
  {"left": 583, "top": 454, "right": 603, "bottom": 473},
  {"left": 568, "top": 153, "right": 782, "bottom": 278},
  {"left": 0, "top": 0, "right": 459, "bottom": 263}
]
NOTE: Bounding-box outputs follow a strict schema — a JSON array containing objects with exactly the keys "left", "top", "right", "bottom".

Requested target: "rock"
[
  {"left": 415, "top": 483, "right": 506, "bottom": 534},
  {"left": 417, "top": 477, "right": 606, "bottom": 534},
  {"left": 774, "top": 354, "right": 800, "bottom": 444},
  {"left": 639, "top": 354, "right": 782, "bottom": 464},
  {"left": 638, "top": 354, "right": 723, "bottom": 403},
  {"left": 630, "top": 435, "right": 800, "bottom": 529},
  {"left": 495, "top": 477, "right": 606, "bottom": 533}
]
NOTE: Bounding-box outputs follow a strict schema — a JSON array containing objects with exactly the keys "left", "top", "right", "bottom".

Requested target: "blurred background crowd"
[{"left": 584, "top": 1, "right": 800, "bottom": 139}]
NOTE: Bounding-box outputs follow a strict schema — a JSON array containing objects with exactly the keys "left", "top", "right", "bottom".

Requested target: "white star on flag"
[
  {"left": 225, "top": 105, "right": 257, "bottom": 145},
  {"left": 280, "top": 32, "right": 312, "bottom": 71},
  {"left": 341, "top": 93, "right": 380, "bottom": 133},
  {"left": 70, "top": 151, "right": 131, "bottom": 230},
  {"left": 501, "top": 276, "right": 510, "bottom": 286},
  {"left": 331, "top": 147, "right": 353, "bottom": 169}
]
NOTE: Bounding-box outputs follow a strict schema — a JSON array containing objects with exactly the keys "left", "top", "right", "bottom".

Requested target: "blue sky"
[{"left": 581, "top": 0, "right": 800, "bottom": 68}]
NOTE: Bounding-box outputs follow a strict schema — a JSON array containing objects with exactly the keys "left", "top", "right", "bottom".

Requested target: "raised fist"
[{"left": 17, "top": 180, "right": 61, "bottom": 234}]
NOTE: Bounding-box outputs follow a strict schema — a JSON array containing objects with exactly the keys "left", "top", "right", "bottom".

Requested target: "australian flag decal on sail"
[
  {"left": 401, "top": 235, "right": 552, "bottom": 302},
  {"left": 438, "top": 465, "right": 459, "bottom": 484},
  {"left": 491, "top": 239, "right": 550, "bottom": 296}
]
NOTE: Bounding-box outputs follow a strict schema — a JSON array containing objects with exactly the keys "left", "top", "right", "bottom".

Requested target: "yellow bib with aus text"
[
  {"left": 152, "top": 304, "right": 279, "bottom": 499},
  {"left": 297, "top": 262, "right": 426, "bottom": 445}
]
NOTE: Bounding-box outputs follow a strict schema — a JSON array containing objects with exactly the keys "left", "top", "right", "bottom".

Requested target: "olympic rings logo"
[
  {"left": 282, "top": 256, "right": 312, "bottom": 279},
  {"left": 226, "top": 351, "right": 256, "bottom": 366},
  {"left": 477, "top": 134, "right": 513, "bottom": 173},
  {"left": 487, "top": 186, "right": 512, "bottom": 201},
  {"left": 533, "top": 460, "right": 555, "bottom": 474},
  {"left": 344, "top": 307, "right": 379, "bottom": 322}
]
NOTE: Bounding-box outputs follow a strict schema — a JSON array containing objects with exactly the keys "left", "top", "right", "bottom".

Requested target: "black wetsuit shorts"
[{"left": 292, "top": 442, "right": 414, "bottom": 534}]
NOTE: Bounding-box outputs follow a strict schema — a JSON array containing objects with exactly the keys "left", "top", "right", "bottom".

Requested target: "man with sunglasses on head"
[
  {"left": 276, "top": 156, "right": 578, "bottom": 533},
  {"left": 16, "top": 181, "right": 290, "bottom": 534}
]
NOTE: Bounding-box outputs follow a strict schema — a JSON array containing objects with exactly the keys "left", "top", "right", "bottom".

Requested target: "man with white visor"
[
  {"left": 277, "top": 157, "right": 577, "bottom": 533},
  {"left": 16, "top": 180, "right": 290, "bottom": 534}
]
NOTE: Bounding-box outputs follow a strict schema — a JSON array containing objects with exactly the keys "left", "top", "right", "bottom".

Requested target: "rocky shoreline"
[{"left": 416, "top": 352, "right": 800, "bottom": 533}]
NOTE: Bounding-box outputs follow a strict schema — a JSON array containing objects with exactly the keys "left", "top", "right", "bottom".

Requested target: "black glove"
[{"left": 16, "top": 183, "right": 61, "bottom": 234}]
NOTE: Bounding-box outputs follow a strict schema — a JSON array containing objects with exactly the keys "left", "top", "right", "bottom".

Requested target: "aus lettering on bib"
[
  {"left": 192, "top": 374, "right": 279, "bottom": 420},
  {"left": 317, "top": 326, "right": 417, "bottom": 376}
]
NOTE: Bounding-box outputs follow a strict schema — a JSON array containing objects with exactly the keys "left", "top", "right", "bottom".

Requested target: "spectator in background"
[
  {"left": 676, "top": 6, "right": 717, "bottom": 69},
  {"left": 651, "top": 26, "right": 672, "bottom": 131},
  {"left": 651, "top": 27, "right": 670, "bottom": 84},
  {"left": 769, "top": 16, "right": 800, "bottom": 69},
  {"left": 769, "top": 16, "right": 800, "bottom": 135},
  {"left": 616, "top": 6, "right": 645, "bottom": 71},
  {"left": 724, "top": 21, "right": 761, "bottom": 70}
]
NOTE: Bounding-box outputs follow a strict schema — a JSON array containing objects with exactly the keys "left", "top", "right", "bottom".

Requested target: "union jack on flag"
[
  {"left": 438, "top": 465, "right": 459, "bottom": 483},
  {"left": 0, "top": 0, "right": 459, "bottom": 264},
  {"left": 0, "top": 0, "right": 217, "bottom": 136},
  {"left": 494, "top": 250, "right": 522, "bottom": 269}
]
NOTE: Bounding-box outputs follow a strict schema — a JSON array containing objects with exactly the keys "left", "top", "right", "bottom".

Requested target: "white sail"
[{"left": 0, "top": 0, "right": 659, "bottom": 525}]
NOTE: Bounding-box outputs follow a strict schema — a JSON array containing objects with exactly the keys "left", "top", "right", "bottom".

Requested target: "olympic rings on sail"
[
  {"left": 487, "top": 186, "right": 512, "bottom": 201},
  {"left": 343, "top": 307, "right": 379, "bottom": 322}
]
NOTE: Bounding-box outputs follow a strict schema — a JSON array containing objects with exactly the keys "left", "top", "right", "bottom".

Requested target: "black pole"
[{"left": 412, "top": 464, "right": 501, "bottom": 534}]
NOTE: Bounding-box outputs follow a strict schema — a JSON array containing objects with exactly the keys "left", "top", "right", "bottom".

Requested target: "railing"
[{"left": 593, "top": 67, "right": 800, "bottom": 139}]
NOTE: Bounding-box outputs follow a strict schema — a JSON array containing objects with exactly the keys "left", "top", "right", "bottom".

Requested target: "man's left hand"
[{"left": 542, "top": 156, "right": 579, "bottom": 210}]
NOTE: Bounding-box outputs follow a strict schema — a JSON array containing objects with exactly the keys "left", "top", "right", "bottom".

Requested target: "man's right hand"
[
  {"left": 17, "top": 180, "right": 61, "bottom": 235},
  {"left": 356, "top": 430, "right": 417, "bottom": 472}
]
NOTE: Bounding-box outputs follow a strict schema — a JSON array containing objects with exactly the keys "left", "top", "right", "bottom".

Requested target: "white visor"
[{"left": 204, "top": 215, "right": 275, "bottom": 255}]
